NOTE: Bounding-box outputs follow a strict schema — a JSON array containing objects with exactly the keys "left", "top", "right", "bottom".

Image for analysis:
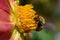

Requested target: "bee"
[{"left": 34, "top": 15, "right": 45, "bottom": 31}]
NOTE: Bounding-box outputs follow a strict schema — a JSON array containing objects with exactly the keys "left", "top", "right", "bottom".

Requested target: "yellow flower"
[
  {"left": 17, "top": 4, "right": 37, "bottom": 32},
  {"left": 9, "top": 0, "right": 37, "bottom": 32}
]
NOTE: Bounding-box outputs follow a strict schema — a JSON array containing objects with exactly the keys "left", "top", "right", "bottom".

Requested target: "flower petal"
[{"left": 0, "top": 21, "right": 14, "bottom": 32}]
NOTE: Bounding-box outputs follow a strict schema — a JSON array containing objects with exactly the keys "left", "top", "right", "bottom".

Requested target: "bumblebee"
[{"left": 34, "top": 15, "right": 45, "bottom": 31}]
